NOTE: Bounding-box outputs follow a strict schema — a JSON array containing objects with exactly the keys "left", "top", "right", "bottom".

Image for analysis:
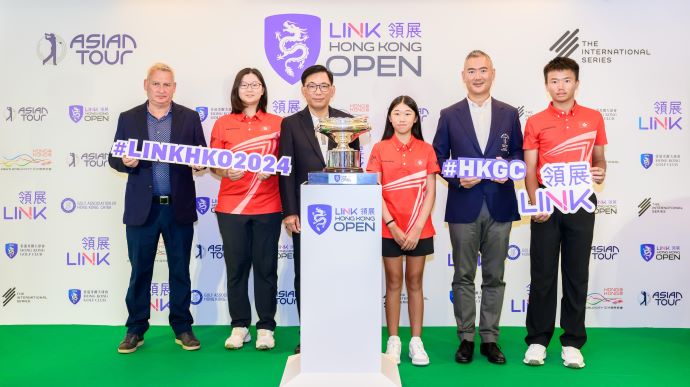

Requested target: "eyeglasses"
[
  {"left": 239, "top": 82, "right": 263, "bottom": 90},
  {"left": 305, "top": 83, "right": 332, "bottom": 93}
]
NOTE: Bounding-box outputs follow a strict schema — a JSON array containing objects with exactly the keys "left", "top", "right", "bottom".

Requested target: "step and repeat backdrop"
[{"left": 1, "top": 0, "right": 688, "bottom": 328}]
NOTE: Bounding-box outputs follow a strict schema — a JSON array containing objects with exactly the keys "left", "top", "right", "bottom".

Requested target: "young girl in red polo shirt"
[
  {"left": 366, "top": 95, "right": 440, "bottom": 366},
  {"left": 210, "top": 68, "right": 283, "bottom": 351}
]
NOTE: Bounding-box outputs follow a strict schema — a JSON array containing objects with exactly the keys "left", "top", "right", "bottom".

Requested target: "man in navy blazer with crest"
[
  {"left": 108, "top": 63, "right": 206, "bottom": 354},
  {"left": 433, "top": 51, "right": 523, "bottom": 365}
]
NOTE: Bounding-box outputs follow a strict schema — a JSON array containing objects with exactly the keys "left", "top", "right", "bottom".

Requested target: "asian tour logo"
[
  {"left": 5, "top": 106, "right": 48, "bottom": 122},
  {"left": 37, "top": 33, "right": 67, "bottom": 65},
  {"left": 265, "top": 14, "right": 321, "bottom": 84},
  {"left": 38, "top": 32, "right": 137, "bottom": 66},
  {"left": 307, "top": 204, "right": 332, "bottom": 235},
  {"left": 639, "top": 290, "right": 683, "bottom": 307}
]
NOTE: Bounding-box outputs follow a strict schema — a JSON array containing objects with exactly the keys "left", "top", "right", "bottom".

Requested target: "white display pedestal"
[{"left": 280, "top": 181, "right": 400, "bottom": 387}]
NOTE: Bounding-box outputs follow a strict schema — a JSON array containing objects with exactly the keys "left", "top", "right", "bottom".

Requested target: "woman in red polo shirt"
[
  {"left": 210, "top": 68, "right": 282, "bottom": 351},
  {"left": 367, "top": 95, "right": 439, "bottom": 366}
]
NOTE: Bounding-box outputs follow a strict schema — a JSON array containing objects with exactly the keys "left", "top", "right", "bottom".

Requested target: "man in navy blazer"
[
  {"left": 433, "top": 50, "right": 523, "bottom": 365},
  {"left": 278, "top": 65, "right": 355, "bottom": 354},
  {"left": 108, "top": 63, "right": 207, "bottom": 354}
]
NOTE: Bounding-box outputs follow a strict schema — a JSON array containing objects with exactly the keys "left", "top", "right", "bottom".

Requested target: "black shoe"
[
  {"left": 455, "top": 340, "right": 474, "bottom": 363},
  {"left": 175, "top": 331, "right": 201, "bottom": 351},
  {"left": 480, "top": 342, "right": 506, "bottom": 364},
  {"left": 294, "top": 343, "right": 301, "bottom": 354},
  {"left": 118, "top": 333, "right": 144, "bottom": 354}
]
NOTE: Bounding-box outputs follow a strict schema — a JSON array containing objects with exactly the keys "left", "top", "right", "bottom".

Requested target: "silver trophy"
[{"left": 317, "top": 116, "right": 371, "bottom": 172}]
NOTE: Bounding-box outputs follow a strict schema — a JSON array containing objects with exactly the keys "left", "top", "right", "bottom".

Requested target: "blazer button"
[{"left": 148, "top": 185, "right": 152, "bottom": 189}]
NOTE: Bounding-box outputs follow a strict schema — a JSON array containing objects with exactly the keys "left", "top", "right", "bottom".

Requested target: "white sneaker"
[
  {"left": 224, "top": 327, "right": 251, "bottom": 349},
  {"left": 523, "top": 344, "right": 547, "bottom": 366},
  {"left": 561, "top": 346, "right": 585, "bottom": 368},
  {"left": 255, "top": 329, "right": 275, "bottom": 350},
  {"left": 385, "top": 336, "right": 401, "bottom": 365},
  {"left": 408, "top": 337, "right": 430, "bottom": 366}
]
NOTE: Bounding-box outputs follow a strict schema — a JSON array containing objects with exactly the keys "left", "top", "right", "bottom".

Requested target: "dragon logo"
[
  {"left": 265, "top": 14, "right": 321, "bottom": 84},
  {"left": 307, "top": 204, "right": 332, "bottom": 235}
]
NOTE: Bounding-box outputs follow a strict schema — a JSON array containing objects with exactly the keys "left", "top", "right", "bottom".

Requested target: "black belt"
[{"left": 153, "top": 196, "right": 171, "bottom": 205}]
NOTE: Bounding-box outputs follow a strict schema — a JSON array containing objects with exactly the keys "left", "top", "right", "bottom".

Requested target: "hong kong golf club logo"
[
  {"left": 265, "top": 14, "right": 321, "bottom": 84},
  {"left": 307, "top": 204, "right": 332, "bottom": 235}
]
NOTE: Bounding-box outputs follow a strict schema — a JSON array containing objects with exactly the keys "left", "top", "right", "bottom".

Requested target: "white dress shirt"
[
  {"left": 311, "top": 112, "right": 330, "bottom": 161},
  {"left": 468, "top": 96, "right": 492, "bottom": 153}
]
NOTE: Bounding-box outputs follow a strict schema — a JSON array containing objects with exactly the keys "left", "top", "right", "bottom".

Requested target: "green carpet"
[{"left": 1, "top": 326, "right": 688, "bottom": 386}]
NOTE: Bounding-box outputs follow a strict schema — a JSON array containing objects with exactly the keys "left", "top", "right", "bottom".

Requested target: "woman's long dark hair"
[
  {"left": 230, "top": 68, "right": 268, "bottom": 114},
  {"left": 381, "top": 95, "right": 423, "bottom": 141}
]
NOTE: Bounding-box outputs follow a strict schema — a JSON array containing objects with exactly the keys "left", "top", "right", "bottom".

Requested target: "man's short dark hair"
[
  {"left": 543, "top": 57, "right": 579, "bottom": 82},
  {"left": 300, "top": 65, "right": 334, "bottom": 85}
]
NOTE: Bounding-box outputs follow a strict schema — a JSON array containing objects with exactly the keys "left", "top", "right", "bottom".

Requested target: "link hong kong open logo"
[
  {"left": 265, "top": 14, "right": 321, "bottom": 84},
  {"left": 307, "top": 204, "right": 332, "bottom": 235}
]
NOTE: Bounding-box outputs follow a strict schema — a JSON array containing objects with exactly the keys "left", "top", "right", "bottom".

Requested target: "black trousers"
[
  {"left": 292, "top": 232, "right": 301, "bottom": 316},
  {"left": 525, "top": 200, "right": 595, "bottom": 349},
  {"left": 217, "top": 212, "right": 282, "bottom": 330},
  {"left": 125, "top": 203, "right": 194, "bottom": 335}
]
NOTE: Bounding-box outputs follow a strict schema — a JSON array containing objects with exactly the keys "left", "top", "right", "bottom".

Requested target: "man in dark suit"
[
  {"left": 432, "top": 50, "right": 523, "bottom": 365},
  {"left": 278, "top": 65, "right": 356, "bottom": 354},
  {"left": 108, "top": 63, "right": 207, "bottom": 354}
]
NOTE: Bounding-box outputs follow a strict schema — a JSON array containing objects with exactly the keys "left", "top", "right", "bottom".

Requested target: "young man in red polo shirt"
[{"left": 522, "top": 57, "right": 607, "bottom": 369}]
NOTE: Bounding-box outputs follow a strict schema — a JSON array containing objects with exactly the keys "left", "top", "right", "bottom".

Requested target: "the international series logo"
[
  {"left": 3, "top": 287, "right": 17, "bottom": 307},
  {"left": 550, "top": 27, "right": 651, "bottom": 64},
  {"left": 637, "top": 197, "right": 683, "bottom": 216}
]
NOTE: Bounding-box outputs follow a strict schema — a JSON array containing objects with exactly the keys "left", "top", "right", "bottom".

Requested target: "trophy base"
[
  {"left": 325, "top": 149, "right": 361, "bottom": 173},
  {"left": 323, "top": 166, "right": 363, "bottom": 173}
]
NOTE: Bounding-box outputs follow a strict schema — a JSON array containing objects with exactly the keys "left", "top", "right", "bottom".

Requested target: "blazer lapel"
[
  {"left": 169, "top": 102, "right": 183, "bottom": 144},
  {"left": 484, "top": 98, "right": 502, "bottom": 155},
  {"left": 457, "top": 99, "right": 483, "bottom": 155},
  {"left": 136, "top": 102, "right": 150, "bottom": 142},
  {"left": 298, "top": 107, "right": 325, "bottom": 165}
]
